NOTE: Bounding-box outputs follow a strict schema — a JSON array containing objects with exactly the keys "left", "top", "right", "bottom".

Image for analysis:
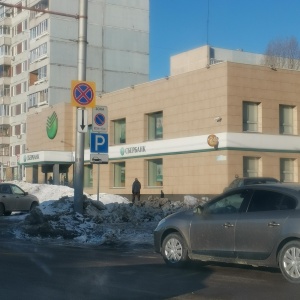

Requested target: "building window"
[
  {"left": 0, "top": 45, "right": 10, "bottom": 56},
  {"left": 0, "top": 85, "right": 10, "bottom": 97},
  {"left": 15, "top": 83, "right": 21, "bottom": 95},
  {"left": 28, "top": 93, "right": 37, "bottom": 107},
  {"left": 12, "top": 104, "right": 21, "bottom": 116},
  {"left": 30, "top": 19, "right": 48, "bottom": 40},
  {"left": 15, "top": 145, "right": 20, "bottom": 156},
  {"left": 243, "top": 157, "right": 260, "bottom": 177},
  {"left": 280, "top": 158, "right": 295, "bottom": 182},
  {"left": 22, "top": 102, "right": 27, "bottom": 113},
  {"left": 22, "top": 81, "right": 27, "bottom": 93},
  {"left": 30, "top": 0, "right": 49, "bottom": 19},
  {"left": 280, "top": 105, "right": 295, "bottom": 135},
  {"left": 38, "top": 65, "right": 47, "bottom": 80},
  {"left": 83, "top": 164, "right": 93, "bottom": 187},
  {"left": 148, "top": 158, "right": 163, "bottom": 187},
  {"left": 13, "top": 124, "right": 21, "bottom": 136},
  {"left": 0, "top": 125, "right": 10, "bottom": 137},
  {"left": 30, "top": 42, "right": 47, "bottom": 63},
  {"left": 16, "top": 63, "right": 22, "bottom": 75},
  {"left": 0, "top": 65, "right": 11, "bottom": 77},
  {"left": 17, "top": 42, "right": 22, "bottom": 54},
  {"left": 28, "top": 89, "right": 48, "bottom": 108},
  {"left": 0, "top": 25, "right": 10, "bottom": 36},
  {"left": 243, "top": 102, "right": 260, "bottom": 132},
  {"left": 21, "top": 123, "right": 26, "bottom": 134},
  {"left": 148, "top": 111, "right": 163, "bottom": 140},
  {"left": 0, "top": 105, "right": 9, "bottom": 116},
  {"left": 22, "top": 61, "right": 28, "bottom": 72},
  {"left": 0, "top": 144, "right": 9, "bottom": 156},
  {"left": 113, "top": 162, "right": 125, "bottom": 187},
  {"left": 113, "top": 119, "right": 126, "bottom": 144}
]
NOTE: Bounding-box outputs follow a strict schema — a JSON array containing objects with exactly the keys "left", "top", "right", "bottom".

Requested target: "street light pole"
[{"left": 74, "top": 0, "right": 88, "bottom": 214}]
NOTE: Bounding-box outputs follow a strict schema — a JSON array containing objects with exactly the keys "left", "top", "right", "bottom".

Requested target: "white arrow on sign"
[{"left": 77, "top": 108, "right": 88, "bottom": 133}]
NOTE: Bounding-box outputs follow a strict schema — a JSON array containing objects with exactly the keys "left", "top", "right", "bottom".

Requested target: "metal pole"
[
  {"left": 97, "top": 164, "right": 100, "bottom": 201},
  {"left": 74, "top": 0, "right": 88, "bottom": 214}
]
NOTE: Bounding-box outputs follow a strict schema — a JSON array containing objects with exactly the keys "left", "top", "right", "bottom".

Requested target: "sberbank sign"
[
  {"left": 24, "top": 154, "right": 40, "bottom": 162},
  {"left": 120, "top": 146, "right": 146, "bottom": 156},
  {"left": 46, "top": 112, "right": 58, "bottom": 139}
]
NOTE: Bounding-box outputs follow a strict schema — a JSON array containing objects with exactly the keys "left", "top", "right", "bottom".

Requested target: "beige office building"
[{"left": 21, "top": 46, "right": 300, "bottom": 199}]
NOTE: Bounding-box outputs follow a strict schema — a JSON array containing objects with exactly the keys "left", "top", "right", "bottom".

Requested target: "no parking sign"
[
  {"left": 92, "top": 106, "right": 108, "bottom": 132},
  {"left": 71, "top": 80, "right": 96, "bottom": 108}
]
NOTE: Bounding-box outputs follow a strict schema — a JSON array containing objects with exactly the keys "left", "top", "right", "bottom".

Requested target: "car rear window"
[{"left": 247, "top": 190, "right": 297, "bottom": 212}]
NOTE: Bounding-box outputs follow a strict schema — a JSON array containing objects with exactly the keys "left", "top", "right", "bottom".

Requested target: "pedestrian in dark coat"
[
  {"left": 132, "top": 178, "right": 141, "bottom": 203},
  {"left": 48, "top": 176, "right": 53, "bottom": 184}
]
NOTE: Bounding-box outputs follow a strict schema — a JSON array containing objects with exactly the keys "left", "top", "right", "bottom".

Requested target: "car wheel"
[
  {"left": 162, "top": 233, "right": 189, "bottom": 267},
  {"left": 30, "top": 202, "right": 38, "bottom": 211},
  {"left": 279, "top": 240, "right": 300, "bottom": 283},
  {"left": 4, "top": 211, "right": 11, "bottom": 216},
  {"left": 0, "top": 203, "right": 4, "bottom": 216}
]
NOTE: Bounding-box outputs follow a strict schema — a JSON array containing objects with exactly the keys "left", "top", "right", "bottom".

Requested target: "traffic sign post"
[
  {"left": 92, "top": 106, "right": 108, "bottom": 132},
  {"left": 73, "top": 0, "right": 88, "bottom": 214},
  {"left": 90, "top": 132, "right": 109, "bottom": 202}
]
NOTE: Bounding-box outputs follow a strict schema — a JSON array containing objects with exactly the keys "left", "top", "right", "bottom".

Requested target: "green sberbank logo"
[
  {"left": 46, "top": 112, "right": 58, "bottom": 139},
  {"left": 120, "top": 146, "right": 146, "bottom": 156}
]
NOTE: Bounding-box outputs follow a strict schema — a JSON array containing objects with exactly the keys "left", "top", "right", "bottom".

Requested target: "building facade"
[
  {"left": 0, "top": 0, "right": 149, "bottom": 181},
  {"left": 21, "top": 46, "right": 300, "bottom": 199}
]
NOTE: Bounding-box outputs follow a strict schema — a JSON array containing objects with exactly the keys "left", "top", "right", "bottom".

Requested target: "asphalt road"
[{"left": 1, "top": 217, "right": 300, "bottom": 300}]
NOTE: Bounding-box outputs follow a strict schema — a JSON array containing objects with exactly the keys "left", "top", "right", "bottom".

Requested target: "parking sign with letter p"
[{"left": 90, "top": 133, "right": 108, "bottom": 153}]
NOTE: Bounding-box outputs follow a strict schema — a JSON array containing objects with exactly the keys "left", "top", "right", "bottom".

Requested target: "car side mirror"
[
  {"left": 24, "top": 192, "right": 28, "bottom": 196},
  {"left": 193, "top": 205, "right": 204, "bottom": 214}
]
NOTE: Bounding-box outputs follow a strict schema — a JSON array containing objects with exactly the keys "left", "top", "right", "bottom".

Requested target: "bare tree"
[{"left": 263, "top": 37, "right": 300, "bottom": 70}]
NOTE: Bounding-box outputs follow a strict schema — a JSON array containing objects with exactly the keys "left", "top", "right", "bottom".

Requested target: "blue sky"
[{"left": 149, "top": 0, "right": 300, "bottom": 80}]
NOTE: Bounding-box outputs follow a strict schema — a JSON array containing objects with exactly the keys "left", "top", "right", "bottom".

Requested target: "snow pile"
[{"left": 9, "top": 181, "right": 210, "bottom": 246}]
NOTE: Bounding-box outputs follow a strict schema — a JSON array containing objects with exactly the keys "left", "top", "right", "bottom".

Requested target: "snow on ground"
[{"left": 7, "top": 181, "right": 209, "bottom": 247}]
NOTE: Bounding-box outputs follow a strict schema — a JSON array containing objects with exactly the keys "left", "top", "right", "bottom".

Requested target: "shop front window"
[{"left": 148, "top": 158, "right": 163, "bottom": 187}]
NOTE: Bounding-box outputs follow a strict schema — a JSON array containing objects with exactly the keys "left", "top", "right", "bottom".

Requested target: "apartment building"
[
  {"left": 0, "top": 0, "right": 149, "bottom": 181},
  {"left": 22, "top": 45, "right": 300, "bottom": 199}
]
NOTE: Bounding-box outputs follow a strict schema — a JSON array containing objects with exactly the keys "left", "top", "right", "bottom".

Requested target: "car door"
[
  {"left": 0, "top": 184, "right": 15, "bottom": 211},
  {"left": 190, "top": 190, "right": 251, "bottom": 258},
  {"left": 235, "top": 189, "right": 296, "bottom": 260},
  {"left": 10, "top": 185, "right": 32, "bottom": 211}
]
